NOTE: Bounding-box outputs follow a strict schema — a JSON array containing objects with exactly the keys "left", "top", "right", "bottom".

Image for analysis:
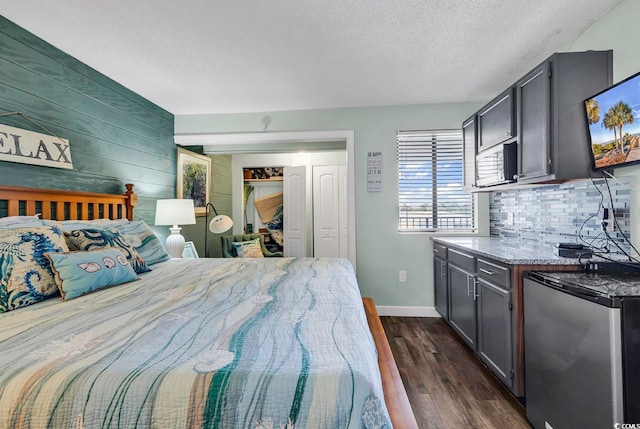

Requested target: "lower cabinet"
[
  {"left": 477, "top": 278, "right": 514, "bottom": 389},
  {"left": 433, "top": 245, "right": 516, "bottom": 395},
  {"left": 434, "top": 256, "right": 448, "bottom": 319},
  {"left": 448, "top": 264, "right": 477, "bottom": 349}
]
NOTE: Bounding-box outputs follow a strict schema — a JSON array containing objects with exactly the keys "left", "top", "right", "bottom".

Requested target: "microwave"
[{"left": 476, "top": 142, "right": 517, "bottom": 187}]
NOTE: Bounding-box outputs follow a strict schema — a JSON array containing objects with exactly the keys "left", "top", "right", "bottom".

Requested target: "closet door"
[
  {"left": 338, "top": 165, "right": 348, "bottom": 258},
  {"left": 313, "top": 165, "right": 341, "bottom": 258},
  {"left": 283, "top": 166, "right": 306, "bottom": 257}
]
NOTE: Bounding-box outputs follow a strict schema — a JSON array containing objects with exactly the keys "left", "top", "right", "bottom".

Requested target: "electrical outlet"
[
  {"left": 399, "top": 270, "right": 407, "bottom": 283},
  {"left": 506, "top": 212, "right": 514, "bottom": 226},
  {"left": 601, "top": 207, "right": 616, "bottom": 231}
]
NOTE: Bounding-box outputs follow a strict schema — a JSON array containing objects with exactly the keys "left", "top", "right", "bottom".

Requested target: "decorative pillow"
[
  {"left": 46, "top": 248, "right": 138, "bottom": 301},
  {"left": 266, "top": 205, "right": 284, "bottom": 246},
  {"left": 232, "top": 238, "right": 264, "bottom": 258},
  {"left": 114, "top": 220, "right": 170, "bottom": 265},
  {"left": 43, "top": 218, "right": 128, "bottom": 231},
  {"left": 64, "top": 228, "right": 151, "bottom": 274},
  {"left": 0, "top": 215, "right": 44, "bottom": 229},
  {"left": 0, "top": 215, "right": 41, "bottom": 225},
  {"left": 0, "top": 220, "right": 44, "bottom": 229},
  {"left": 0, "top": 224, "right": 69, "bottom": 312}
]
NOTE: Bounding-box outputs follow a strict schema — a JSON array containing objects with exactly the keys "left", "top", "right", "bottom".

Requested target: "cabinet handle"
[
  {"left": 440, "top": 261, "right": 446, "bottom": 278},
  {"left": 473, "top": 278, "right": 478, "bottom": 301},
  {"left": 433, "top": 249, "right": 439, "bottom": 253},
  {"left": 479, "top": 268, "right": 495, "bottom": 276},
  {"left": 466, "top": 275, "right": 471, "bottom": 297}
]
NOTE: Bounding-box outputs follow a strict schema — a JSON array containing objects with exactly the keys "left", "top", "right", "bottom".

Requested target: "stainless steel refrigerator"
[{"left": 524, "top": 271, "right": 640, "bottom": 429}]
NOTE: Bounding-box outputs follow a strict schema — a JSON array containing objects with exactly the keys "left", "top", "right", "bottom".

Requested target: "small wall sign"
[
  {"left": 367, "top": 151, "right": 382, "bottom": 192},
  {"left": 0, "top": 123, "right": 72, "bottom": 170}
]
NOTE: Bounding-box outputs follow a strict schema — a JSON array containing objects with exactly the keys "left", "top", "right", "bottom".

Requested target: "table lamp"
[
  {"left": 154, "top": 199, "right": 196, "bottom": 258},
  {"left": 204, "top": 202, "right": 233, "bottom": 257}
]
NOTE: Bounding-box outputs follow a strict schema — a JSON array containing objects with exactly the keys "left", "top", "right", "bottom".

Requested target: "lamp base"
[{"left": 165, "top": 226, "right": 185, "bottom": 258}]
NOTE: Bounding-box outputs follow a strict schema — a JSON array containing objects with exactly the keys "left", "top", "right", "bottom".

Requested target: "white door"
[
  {"left": 313, "top": 165, "right": 345, "bottom": 258},
  {"left": 338, "top": 165, "right": 348, "bottom": 258},
  {"left": 283, "top": 166, "right": 306, "bottom": 257}
]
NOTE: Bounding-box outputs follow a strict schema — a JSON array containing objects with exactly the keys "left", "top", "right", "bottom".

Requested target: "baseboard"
[{"left": 376, "top": 305, "right": 440, "bottom": 317}]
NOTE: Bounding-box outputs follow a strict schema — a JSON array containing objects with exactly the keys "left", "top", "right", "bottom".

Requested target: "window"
[{"left": 397, "top": 129, "right": 475, "bottom": 232}]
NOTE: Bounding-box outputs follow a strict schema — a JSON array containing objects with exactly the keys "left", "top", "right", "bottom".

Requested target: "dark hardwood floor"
[{"left": 381, "top": 316, "right": 532, "bottom": 429}]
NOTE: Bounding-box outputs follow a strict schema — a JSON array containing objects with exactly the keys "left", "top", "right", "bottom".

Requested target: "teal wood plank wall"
[{"left": 0, "top": 16, "right": 175, "bottom": 224}]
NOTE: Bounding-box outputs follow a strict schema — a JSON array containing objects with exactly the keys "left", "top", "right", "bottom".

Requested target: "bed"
[{"left": 0, "top": 185, "right": 417, "bottom": 429}]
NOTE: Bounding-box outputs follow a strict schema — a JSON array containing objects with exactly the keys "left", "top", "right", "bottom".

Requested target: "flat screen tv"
[{"left": 585, "top": 70, "right": 640, "bottom": 170}]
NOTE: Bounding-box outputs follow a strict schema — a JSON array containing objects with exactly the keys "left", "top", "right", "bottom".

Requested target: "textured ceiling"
[{"left": 0, "top": 0, "right": 622, "bottom": 115}]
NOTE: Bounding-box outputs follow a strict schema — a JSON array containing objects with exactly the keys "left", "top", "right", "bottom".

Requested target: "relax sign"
[{"left": 0, "top": 123, "right": 72, "bottom": 170}]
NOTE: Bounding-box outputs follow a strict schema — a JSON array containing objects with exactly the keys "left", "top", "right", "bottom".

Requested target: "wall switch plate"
[
  {"left": 506, "top": 212, "right": 514, "bottom": 226},
  {"left": 399, "top": 270, "right": 407, "bottom": 283}
]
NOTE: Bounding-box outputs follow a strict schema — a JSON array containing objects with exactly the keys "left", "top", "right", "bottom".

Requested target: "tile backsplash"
[{"left": 490, "top": 177, "right": 632, "bottom": 252}]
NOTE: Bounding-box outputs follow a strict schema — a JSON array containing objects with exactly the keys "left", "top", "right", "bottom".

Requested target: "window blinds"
[{"left": 397, "top": 129, "right": 475, "bottom": 232}]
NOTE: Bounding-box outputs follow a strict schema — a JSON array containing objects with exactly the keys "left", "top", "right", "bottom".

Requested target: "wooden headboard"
[{"left": 0, "top": 184, "right": 137, "bottom": 221}]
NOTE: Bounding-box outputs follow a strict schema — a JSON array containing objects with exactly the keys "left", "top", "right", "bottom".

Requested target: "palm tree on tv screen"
[
  {"left": 612, "top": 101, "right": 634, "bottom": 153},
  {"left": 586, "top": 98, "right": 600, "bottom": 125},
  {"left": 602, "top": 110, "right": 619, "bottom": 152}
]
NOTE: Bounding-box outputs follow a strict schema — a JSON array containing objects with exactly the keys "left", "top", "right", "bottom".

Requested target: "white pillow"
[
  {"left": 232, "top": 238, "right": 264, "bottom": 258},
  {"left": 0, "top": 215, "right": 43, "bottom": 229},
  {"left": 43, "top": 218, "right": 129, "bottom": 231}
]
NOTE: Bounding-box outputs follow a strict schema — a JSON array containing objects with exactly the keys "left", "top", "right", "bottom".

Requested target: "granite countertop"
[
  {"left": 531, "top": 271, "right": 640, "bottom": 298},
  {"left": 431, "top": 236, "right": 584, "bottom": 266}
]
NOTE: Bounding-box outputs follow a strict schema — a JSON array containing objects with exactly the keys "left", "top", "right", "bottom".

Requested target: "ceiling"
[{"left": 1, "top": 0, "right": 622, "bottom": 115}]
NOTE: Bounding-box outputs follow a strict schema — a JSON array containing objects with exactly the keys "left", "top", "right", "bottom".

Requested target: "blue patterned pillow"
[
  {"left": 64, "top": 228, "right": 151, "bottom": 274},
  {"left": 114, "top": 221, "right": 170, "bottom": 265},
  {"left": 0, "top": 224, "right": 69, "bottom": 312},
  {"left": 46, "top": 249, "right": 138, "bottom": 300}
]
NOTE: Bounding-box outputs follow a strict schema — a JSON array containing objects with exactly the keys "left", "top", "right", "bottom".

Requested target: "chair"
[{"left": 221, "top": 233, "right": 283, "bottom": 258}]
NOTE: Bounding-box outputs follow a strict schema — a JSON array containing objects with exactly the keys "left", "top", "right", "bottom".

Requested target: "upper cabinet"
[
  {"left": 478, "top": 87, "right": 516, "bottom": 152},
  {"left": 517, "top": 62, "right": 550, "bottom": 181},
  {"left": 516, "top": 51, "right": 613, "bottom": 184},
  {"left": 465, "top": 50, "right": 613, "bottom": 190},
  {"left": 462, "top": 115, "right": 477, "bottom": 191}
]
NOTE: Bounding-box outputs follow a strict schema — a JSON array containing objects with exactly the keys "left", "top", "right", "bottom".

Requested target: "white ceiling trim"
[{"left": 174, "top": 130, "right": 353, "bottom": 146}]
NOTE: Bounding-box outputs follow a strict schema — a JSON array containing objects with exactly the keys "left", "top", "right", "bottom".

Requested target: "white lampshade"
[
  {"left": 154, "top": 199, "right": 196, "bottom": 258},
  {"left": 154, "top": 199, "right": 196, "bottom": 226},
  {"left": 209, "top": 214, "right": 233, "bottom": 234}
]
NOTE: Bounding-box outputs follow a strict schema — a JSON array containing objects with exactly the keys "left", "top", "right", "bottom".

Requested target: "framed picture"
[
  {"left": 177, "top": 147, "right": 211, "bottom": 215},
  {"left": 182, "top": 241, "right": 199, "bottom": 258}
]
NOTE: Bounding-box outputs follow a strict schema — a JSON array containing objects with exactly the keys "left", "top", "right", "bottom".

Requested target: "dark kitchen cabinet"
[
  {"left": 432, "top": 242, "right": 517, "bottom": 396},
  {"left": 434, "top": 255, "right": 448, "bottom": 319},
  {"left": 462, "top": 115, "right": 477, "bottom": 191},
  {"left": 431, "top": 238, "right": 583, "bottom": 398},
  {"left": 448, "top": 263, "right": 477, "bottom": 349},
  {"left": 517, "top": 62, "right": 551, "bottom": 181},
  {"left": 464, "top": 50, "right": 612, "bottom": 190},
  {"left": 477, "top": 277, "right": 513, "bottom": 389},
  {"left": 516, "top": 50, "right": 613, "bottom": 184},
  {"left": 477, "top": 87, "right": 515, "bottom": 152}
]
